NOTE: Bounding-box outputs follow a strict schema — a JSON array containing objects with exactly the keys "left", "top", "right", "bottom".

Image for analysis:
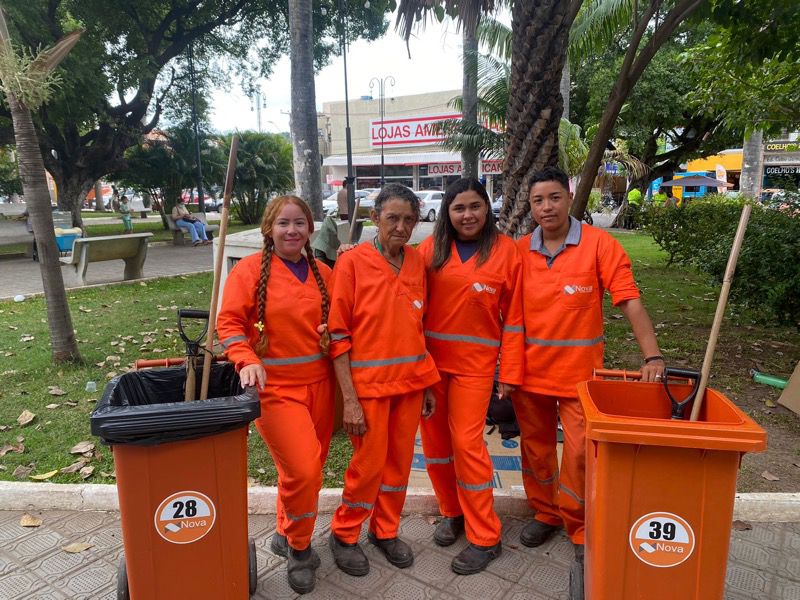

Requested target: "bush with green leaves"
[{"left": 642, "top": 194, "right": 800, "bottom": 326}]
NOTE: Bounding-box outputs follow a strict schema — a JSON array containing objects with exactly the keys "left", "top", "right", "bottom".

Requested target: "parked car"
[
  {"left": 323, "top": 189, "right": 374, "bottom": 218},
  {"left": 415, "top": 190, "right": 444, "bottom": 222},
  {"left": 491, "top": 198, "right": 502, "bottom": 220}
]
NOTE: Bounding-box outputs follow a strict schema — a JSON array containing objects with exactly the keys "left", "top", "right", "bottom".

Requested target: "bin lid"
[{"left": 577, "top": 380, "right": 767, "bottom": 453}]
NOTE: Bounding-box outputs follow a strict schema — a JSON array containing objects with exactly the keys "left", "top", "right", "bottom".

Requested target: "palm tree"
[
  {"left": 0, "top": 9, "right": 82, "bottom": 363},
  {"left": 288, "top": 0, "right": 322, "bottom": 219}
]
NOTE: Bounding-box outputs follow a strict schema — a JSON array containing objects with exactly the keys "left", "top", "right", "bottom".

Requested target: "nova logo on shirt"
[
  {"left": 472, "top": 282, "right": 497, "bottom": 294},
  {"left": 563, "top": 284, "right": 594, "bottom": 295},
  {"left": 413, "top": 299, "right": 423, "bottom": 309}
]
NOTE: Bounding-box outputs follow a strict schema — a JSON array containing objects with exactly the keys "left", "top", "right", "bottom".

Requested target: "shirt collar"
[{"left": 530, "top": 216, "right": 583, "bottom": 252}]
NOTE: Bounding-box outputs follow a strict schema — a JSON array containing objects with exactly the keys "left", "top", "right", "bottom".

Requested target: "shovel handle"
[
  {"left": 663, "top": 367, "right": 701, "bottom": 420},
  {"left": 177, "top": 308, "right": 210, "bottom": 345}
]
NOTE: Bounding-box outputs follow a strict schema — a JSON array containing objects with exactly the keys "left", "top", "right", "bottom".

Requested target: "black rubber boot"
[
  {"left": 367, "top": 532, "right": 414, "bottom": 568},
  {"left": 520, "top": 520, "right": 561, "bottom": 547},
  {"left": 287, "top": 546, "right": 321, "bottom": 595},
  {"left": 329, "top": 533, "right": 370, "bottom": 576},
  {"left": 569, "top": 543, "right": 585, "bottom": 600},
  {"left": 451, "top": 541, "right": 502, "bottom": 575},
  {"left": 433, "top": 515, "right": 465, "bottom": 547},
  {"left": 270, "top": 532, "right": 288, "bottom": 557}
]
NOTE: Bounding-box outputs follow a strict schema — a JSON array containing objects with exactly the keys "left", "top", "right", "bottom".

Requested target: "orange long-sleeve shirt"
[
  {"left": 328, "top": 242, "right": 440, "bottom": 398},
  {"left": 217, "top": 253, "right": 332, "bottom": 385},
  {"left": 417, "top": 234, "right": 524, "bottom": 385},
  {"left": 517, "top": 221, "right": 640, "bottom": 397}
]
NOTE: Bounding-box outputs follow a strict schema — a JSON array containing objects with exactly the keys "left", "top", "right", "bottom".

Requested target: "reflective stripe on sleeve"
[
  {"left": 456, "top": 479, "right": 493, "bottom": 492},
  {"left": 503, "top": 325, "right": 524, "bottom": 333},
  {"left": 221, "top": 335, "right": 248, "bottom": 348},
  {"left": 525, "top": 335, "right": 605, "bottom": 347},
  {"left": 261, "top": 353, "right": 323, "bottom": 366},
  {"left": 350, "top": 353, "right": 429, "bottom": 368},
  {"left": 424, "top": 330, "right": 500, "bottom": 348}
]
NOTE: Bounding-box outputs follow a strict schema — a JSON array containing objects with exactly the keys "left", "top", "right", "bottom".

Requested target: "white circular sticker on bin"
[
  {"left": 629, "top": 512, "right": 695, "bottom": 567},
  {"left": 154, "top": 490, "right": 216, "bottom": 544}
]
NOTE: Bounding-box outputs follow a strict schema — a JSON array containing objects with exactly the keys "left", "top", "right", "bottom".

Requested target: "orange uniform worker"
[
  {"left": 416, "top": 177, "right": 524, "bottom": 574},
  {"left": 217, "top": 196, "right": 333, "bottom": 595},
  {"left": 514, "top": 167, "right": 665, "bottom": 600},
  {"left": 327, "top": 183, "right": 440, "bottom": 577}
]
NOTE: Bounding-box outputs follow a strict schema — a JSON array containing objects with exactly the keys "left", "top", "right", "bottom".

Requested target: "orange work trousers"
[
  {"left": 420, "top": 372, "right": 501, "bottom": 546},
  {"left": 254, "top": 378, "right": 334, "bottom": 550},
  {"left": 330, "top": 391, "right": 423, "bottom": 543},
  {"left": 513, "top": 390, "right": 586, "bottom": 544}
]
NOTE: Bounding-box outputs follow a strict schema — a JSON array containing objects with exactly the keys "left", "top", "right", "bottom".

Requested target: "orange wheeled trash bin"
[
  {"left": 91, "top": 363, "right": 260, "bottom": 599},
  {"left": 577, "top": 369, "right": 766, "bottom": 600}
]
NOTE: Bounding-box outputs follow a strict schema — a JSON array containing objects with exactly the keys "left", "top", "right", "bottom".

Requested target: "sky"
[{"left": 209, "top": 12, "right": 477, "bottom": 134}]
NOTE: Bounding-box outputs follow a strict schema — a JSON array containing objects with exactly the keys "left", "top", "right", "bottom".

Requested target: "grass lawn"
[{"left": 0, "top": 232, "right": 797, "bottom": 491}]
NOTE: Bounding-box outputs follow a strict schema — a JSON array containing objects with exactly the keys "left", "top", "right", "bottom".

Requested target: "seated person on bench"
[{"left": 171, "top": 197, "right": 211, "bottom": 246}]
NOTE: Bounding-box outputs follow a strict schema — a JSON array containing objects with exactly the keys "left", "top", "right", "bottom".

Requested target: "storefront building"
[{"left": 321, "top": 90, "right": 503, "bottom": 196}]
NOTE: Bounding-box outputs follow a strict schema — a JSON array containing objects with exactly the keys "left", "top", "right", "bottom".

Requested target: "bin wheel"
[
  {"left": 117, "top": 556, "right": 130, "bottom": 600},
  {"left": 248, "top": 537, "right": 257, "bottom": 596}
]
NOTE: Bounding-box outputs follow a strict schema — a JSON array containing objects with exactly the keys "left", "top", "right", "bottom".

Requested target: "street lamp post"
[
  {"left": 369, "top": 75, "right": 395, "bottom": 187},
  {"left": 338, "top": 0, "right": 356, "bottom": 222},
  {"left": 188, "top": 41, "right": 205, "bottom": 212},
  {"left": 249, "top": 89, "right": 266, "bottom": 133}
]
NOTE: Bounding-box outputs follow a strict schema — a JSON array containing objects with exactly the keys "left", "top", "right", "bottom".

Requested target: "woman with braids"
[
  {"left": 416, "top": 177, "right": 524, "bottom": 575},
  {"left": 326, "top": 183, "right": 439, "bottom": 577},
  {"left": 217, "top": 195, "right": 333, "bottom": 595}
]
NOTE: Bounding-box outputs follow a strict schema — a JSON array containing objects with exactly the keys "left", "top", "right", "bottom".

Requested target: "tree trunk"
[
  {"left": 560, "top": 62, "right": 571, "bottom": 121},
  {"left": 739, "top": 130, "right": 764, "bottom": 199},
  {"left": 93, "top": 180, "right": 107, "bottom": 212},
  {"left": 288, "top": 0, "right": 322, "bottom": 220},
  {"left": 9, "top": 94, "right": 80, "bottom": 363},
  {"left": 500, "top": 0, "right": 576, "bottom": 235},
  {"left": 461, "top": 20, "right": 480, "bottom": 179}
]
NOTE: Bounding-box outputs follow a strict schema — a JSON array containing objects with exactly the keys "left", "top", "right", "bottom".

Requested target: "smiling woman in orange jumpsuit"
[
  {"left": 327, "top": 183, "right": 440, "bottom": 577},
  {"left": 217, "top": 196, "right": 333, "bottom": 595},
  {"left": 416, "top": 177, "right": 524, "bottom": 575},
  {"left": 514, "top": 167, "right": 665, "bottom": 600}
]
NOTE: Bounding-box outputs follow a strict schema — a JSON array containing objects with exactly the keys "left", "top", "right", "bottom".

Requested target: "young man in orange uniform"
[
  {"left": 327, "top": 184, "right": 440, "bottom": 576},
  {"left": 417, "top": 178, "right": 524, "bottom": 574},
  {"left": 515, "top": 167, "right": 665, "bottom": 600},
  {"left": 217, "top": 196, "right": 334, "bottom": 594}
]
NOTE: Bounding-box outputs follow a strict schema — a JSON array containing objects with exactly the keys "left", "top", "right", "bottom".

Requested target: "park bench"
[
  {"left": 0, "top": 216, "right": 34, "bottom": 257},
  {"left": 165, "top": 213, "right": 219, "bottom": 246},
  {"left": 59, "top": 232, "right": 153, "bottom": 286}
]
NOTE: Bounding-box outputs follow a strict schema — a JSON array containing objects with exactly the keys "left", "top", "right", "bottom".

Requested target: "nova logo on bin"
[
  {"left": 563, "top": 284, "right": 593, "bottom": 295},
  {"left": 629, "top": 511, "right": 695, "bottom": 568},
  {"left": 154, "top": 490, "right": 216, "bottom": 544}
]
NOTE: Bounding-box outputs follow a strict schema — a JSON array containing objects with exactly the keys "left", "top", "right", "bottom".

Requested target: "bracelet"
[{"left": 644, "top": 355, "right": 665, "bottom": 364}]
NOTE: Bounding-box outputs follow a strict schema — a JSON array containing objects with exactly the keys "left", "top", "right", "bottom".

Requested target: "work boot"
[
  {"left": 270, "top": 532, "right": 288, "bottom": 557},
  {"left": 451, "top": 541, "right": 502, "bottom": 575},
  {"left": 569, "top": 543, "right": 585, "bottom": 600},
  {"left": 367, "top": 532, "right": 414, "bottom": 568},
  {"left": 287, "top": 546, "right": 321, "bottom": 595},
  {"left": 433, "top": 515, "right": 465, "bottom": 547},
  {"left": 520, "top": 520, "right": 561, "bottom": 547},
  {"left": 329, "top": 533, "right": 370, "bottom": 576}
]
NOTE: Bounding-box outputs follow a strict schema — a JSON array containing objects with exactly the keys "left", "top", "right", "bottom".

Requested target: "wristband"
[{"left": 644, "top": 355, "right": 665, "bottom": 364}]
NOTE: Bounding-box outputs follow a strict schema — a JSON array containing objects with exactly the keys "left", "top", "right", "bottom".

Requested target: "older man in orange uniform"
[
  {"left": 515, "top": 167, "right": 665, "bottom": 600},
  {"left": 327, "top": 184, "right": 440, "bottom": 577}
]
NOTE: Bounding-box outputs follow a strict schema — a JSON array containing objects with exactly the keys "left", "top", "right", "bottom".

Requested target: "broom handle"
[
  {"left": 689, "top": 203, "right": 752, "bottom": 421},
  {"left": 199, "top": 135, "right": 239, "bottom": 401}
]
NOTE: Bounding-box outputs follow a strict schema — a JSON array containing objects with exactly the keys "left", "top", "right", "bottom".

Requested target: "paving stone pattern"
[{"left": 0, "top": 510, "right": 797, "bottom": 599}]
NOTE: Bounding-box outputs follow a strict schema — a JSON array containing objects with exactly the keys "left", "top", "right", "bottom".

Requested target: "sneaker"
[
  {"left": 287, "top": 546, "right": 321, "bottom": 595},
  {"left": 193, "top": 240, "right": 201, "bottom": 246},
  {"left": 329, "top": 533, "right": 370, "bottom": 576},
  {"left": 270, "top": 532, "right": 288, "bottom": 557},
  {"left": 433, "top": 515, "right": 465, "bottom": 547},
  {"left": 520, "top": 520, "right": 561, "bottom": 547},
  {"left": 202, "top": 239, "right": 212, "bottom": 245},
  {"left": 367, "top": 532, "right": 414, "bottom": 568},
  {"left": 451, "top": 541, "right": 502, "bottom": 575},
  {"left": 569, "top": 543, "right": 584, "bottom": 600}
]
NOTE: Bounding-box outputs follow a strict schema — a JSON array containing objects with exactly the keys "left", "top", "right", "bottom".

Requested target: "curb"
[{"left": 1, "top": 482, "right": 798, "bottom": 522}]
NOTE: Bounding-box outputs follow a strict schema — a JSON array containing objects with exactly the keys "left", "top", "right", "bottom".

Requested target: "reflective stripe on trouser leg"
[
  {"left": 512, "top": 390, "right": 562, "bottom": 527},
  {"left": 370, "top": 390, "right": 424, "bottom": 540},
  {"left": 555, "top": 394, "right": 586, "bottom": 544},
  {"left": 420, "top": 373, "right": 461, "bottom": 517},
  {"left": 331, "top": 396, "right": 391, "bottom": 543},
  {"left": 447, "top": 374, "right": 501, "bottom": 546},
  {"left": 253, "top": 378, "right": 334, "bottom": 550}
]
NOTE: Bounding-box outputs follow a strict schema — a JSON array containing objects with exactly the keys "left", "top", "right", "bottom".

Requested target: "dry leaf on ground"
[
  {"left": 60, "top": 459, "right": 89, "bottom": 474},
  {"left": 17, "top": 410, "right": 35, "bottom": 426},
  {"left": 12, "top": 465, "right": 33, "bottom": 479},
  {"left": 20, "top": 514, "right": 43, "bottom": 527},
  {"left": 20, "top": 335, "right": 34, "bottom": 342},
  {"left": 79, "top": 466, "right": 95, "bottom": 480},
  {"left": 47, "top": 386, "right": 67, "bottom": 396},
  {"left": 45, "top": 404, "right": 60, "bottom": 410},
  {"left": 62, "top": 542, "right": 93, "bottom": 553},
  {"left": 99, "top": 470, "right": 116, "bottom": 478},
  {"left": 29, "top": 470, "right": 58, "bottom": 481},
  {"left": 732, "top": 520, "right": 752, "bottom": 531},
  {"left": 761, "top": 470, "right": 780, "bottom": 481},
  {"left": 70, "top": 441, "right": 95, "bottom": 455}
]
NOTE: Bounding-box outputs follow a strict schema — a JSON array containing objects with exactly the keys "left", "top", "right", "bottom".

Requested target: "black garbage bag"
[{"left": 91, "top": 362, "right": 260, "bottom": 446}]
